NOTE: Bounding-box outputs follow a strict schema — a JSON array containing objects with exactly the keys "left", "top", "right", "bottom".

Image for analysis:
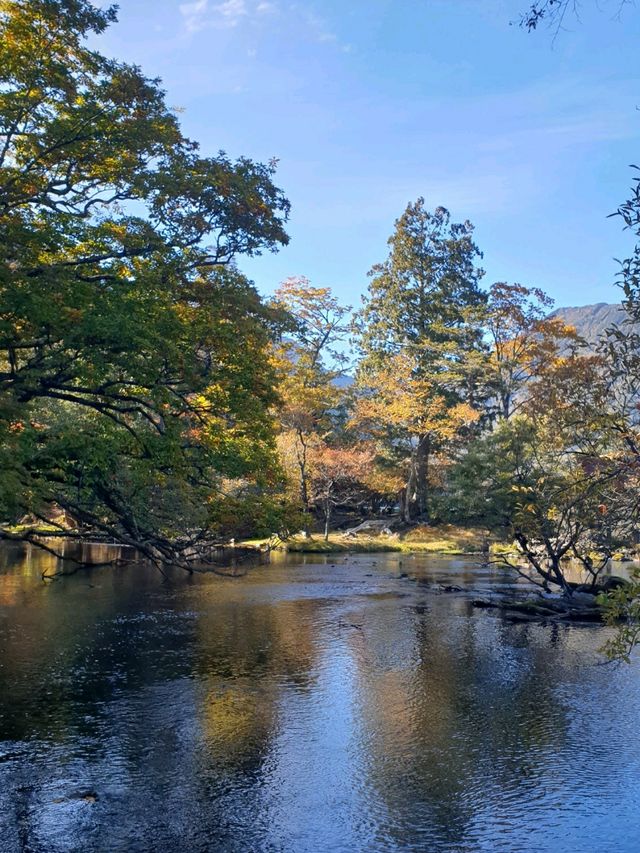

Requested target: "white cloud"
[
  {"left": 179, "top": 0, "right": 349, "bottom": 52},
  {"left": 179, "top": 0, "right": 208, "bottom": 33},
  {"left": 297, "top": 6, "right": 337, "bottom": 44},
  {"left": 216, "top": 0, "right": 249, "bottom": 25},
  {"left": 179, "top": 0, "right": 252, "bottom": 33}
]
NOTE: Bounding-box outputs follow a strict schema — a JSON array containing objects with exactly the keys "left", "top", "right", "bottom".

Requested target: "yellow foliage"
[{"left": 352, "top": 352, "right": 479, "bottom": 445}]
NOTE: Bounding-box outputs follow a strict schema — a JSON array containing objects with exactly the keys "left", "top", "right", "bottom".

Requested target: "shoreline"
[{"left": 243, "top": 525, "right": 497, "bottom": 556}]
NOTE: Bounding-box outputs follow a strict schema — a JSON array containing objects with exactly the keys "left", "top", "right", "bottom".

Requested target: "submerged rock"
[
  {"left": 441, "top": 584, "right": 464, "bottom": 593},
  {"left": 52, "top": 790, "right": 99, "bottom": 805}
]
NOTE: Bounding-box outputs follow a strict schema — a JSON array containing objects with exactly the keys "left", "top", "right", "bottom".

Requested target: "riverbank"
[{"left": 246, "top": 524, "right": 496, "bottom": 555}]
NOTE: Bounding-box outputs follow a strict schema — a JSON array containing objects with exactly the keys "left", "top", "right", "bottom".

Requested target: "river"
[{"left": 0, "top": 543, "right": 638, "bottom": 852}]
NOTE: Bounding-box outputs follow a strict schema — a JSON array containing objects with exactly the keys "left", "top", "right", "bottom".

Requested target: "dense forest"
[{"left": 2, "top": 0, "right": 640, "bottom": 646}]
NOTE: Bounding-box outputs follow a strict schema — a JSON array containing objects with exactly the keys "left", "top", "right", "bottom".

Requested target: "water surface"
[{"left": 0, "top": 544, "right": 637, "bottom": 852}]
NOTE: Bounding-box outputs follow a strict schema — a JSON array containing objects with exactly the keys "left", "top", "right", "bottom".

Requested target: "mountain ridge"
[{"left": 549, "top": 302, "right": 631, "bottom": 345}]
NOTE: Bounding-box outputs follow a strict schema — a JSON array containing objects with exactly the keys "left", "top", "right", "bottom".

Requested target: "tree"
[
  {"left": 592, "top": 166, "right": 640, "bottom": 656},
  {"left": 271, "top": 277, "right": 351, "bottom": 512},
  {"left": 484, "top": 282, "right": 581, "bottom": 421},
  {"left": 450, "top": 351, "right": 635, "bottom": 593},
  {"left": 354, "top": 199, "right": 486, "bottom": 521},
  {"left": 511, "top": 0, "right": 640, "bottom": 651},
  {"left": 308, "top": 444, "right": 375, "bottom": 539},
  {"left": 0, "top": 0, "right": 291, "bottom": 565},
  {"left": 357, "top": 200, "right": 485, "bottom": 361},
  {"left": 351, "top": 350, "right": 480, "bottom": 523}
]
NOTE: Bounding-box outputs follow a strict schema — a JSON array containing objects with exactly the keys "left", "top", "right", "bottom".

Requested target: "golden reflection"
[{"left": 201, "top": 688, "right": 274, "bottom": 752}]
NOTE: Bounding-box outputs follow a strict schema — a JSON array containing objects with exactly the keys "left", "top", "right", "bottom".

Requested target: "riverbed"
[{"left": 0, "top": 544, "right": 638, "bottom": 852}]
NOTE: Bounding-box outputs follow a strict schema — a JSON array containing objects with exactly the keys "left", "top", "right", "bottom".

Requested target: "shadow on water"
[{"left": 0, "top": 545, "right": 638, "bottom": 852}]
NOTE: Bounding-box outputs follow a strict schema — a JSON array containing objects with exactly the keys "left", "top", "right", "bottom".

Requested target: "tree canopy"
[
  {"left": 354, "top": 199, "right": 486, "bottom": 521},
  {"left": 0, "top": 0, "right": 292, "bottom": 564}
]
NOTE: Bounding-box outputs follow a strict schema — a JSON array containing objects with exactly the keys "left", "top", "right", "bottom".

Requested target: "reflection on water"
[{"left": 0, "top": 543, "right": 638, "bottom": 852}]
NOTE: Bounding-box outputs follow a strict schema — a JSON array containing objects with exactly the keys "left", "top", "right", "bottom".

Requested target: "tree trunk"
[
  {"left": 398, "top": 486, "right": 411, "bottom": 524},
  {"left": 413, "top": 435, "right": 430, "bottom": 521},
  {"left": 295, "top": 429, "right": 309, "bottom": 510},
  {"left": 324, "top": 497, "right": 331, "bottom": 540},
  {"left": 501, "top": 391, "right": 511, "bottom": 420}
]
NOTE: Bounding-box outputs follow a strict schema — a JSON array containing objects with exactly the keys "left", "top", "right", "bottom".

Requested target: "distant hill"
[
  {"left": 549, "top": 302, "right": 631, "bottom": 345},
  {"left": 333, "top": 372, "right": 353, "bottom": 388}
]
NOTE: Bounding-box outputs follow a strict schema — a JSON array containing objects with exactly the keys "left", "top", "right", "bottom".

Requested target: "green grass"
[
  {"left": 284, "top": 536, "right": 399, "bottom": 553},
  {"left": 488, "top": 541, "right": 519, "bottom": 558},
  {"left": 244, "top": 524, "right": 499, "bottom": 555},
  {"left": 3, "top": 522, "right": 63, "bottom": 536}
]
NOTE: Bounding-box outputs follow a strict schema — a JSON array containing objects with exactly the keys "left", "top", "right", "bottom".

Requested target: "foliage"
[
  {"left": 598, "top": 571, "right": 640, "bottom": 663},
  {"left": 0, "top": 0, "right": 291, "bottom": 564},
  {"left": 353, "top": 199, "right": 486, "bottom": 521},
  {"left": 4, "top": 0, "right": 640, "bottom": 612},
  {"left": 351, "top": 350, "right": 480, "bottom": 518},
  {"left": 588, "top": 165, "right": 640, "bottom": 655},
  {"left": 271, "top": 278, "right": 351, "bottom": 511},
  {"left": 484, "top": 282, "right": 582, "bottom": 420},
  {"left": 307, "top": 443, "right": 375, "bottom": 539},
  {"left": 517, "top": 0, "right": 632, "bottom": 32},
  {"left": 450, "top": 353, "right": 635, "bottom": 591},
  {"left": 518, "top": 0, "right": 578, "bottom": 30},
  {"left": 356, "top": 199, "right": 485, "bottom": 365}
]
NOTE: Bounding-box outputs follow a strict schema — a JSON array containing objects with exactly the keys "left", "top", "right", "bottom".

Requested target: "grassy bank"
[{"left": 246, "top": 525, "right": 496, "bottom": 556}]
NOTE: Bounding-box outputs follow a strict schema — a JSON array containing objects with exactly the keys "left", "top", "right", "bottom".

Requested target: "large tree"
[
  {"left": 271, "top": 277, "right": 350, "bottom": 512},
  {"left": 484, "top": 282, "right": 581, "bottom": 421},
  {"left": 595, "top": 167, "right": 640, "bottom": 656},
  {"left": 0, "top": 0, "right": 291, "bottom": 565},
  {"left": 354, "top": 199, "right": 486, "bottom": 521},
  {"left": 450, "top": 351, "right": 634, "bottom": 594}
]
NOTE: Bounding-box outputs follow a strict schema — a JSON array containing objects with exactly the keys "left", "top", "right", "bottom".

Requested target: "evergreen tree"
[{"left": 355, "top": 199, "right": 485, "bottom": 521}]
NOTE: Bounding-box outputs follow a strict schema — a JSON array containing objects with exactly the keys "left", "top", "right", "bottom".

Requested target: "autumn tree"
[
  {"left": 588, "top": 166, "right": 640, "bottom": 655},
  {"left": 354, "top": 199, "right": 486, "bottom": 521},
  {"left": 484, "top": 282, "right": 582, "bottom": 420},
  {"left": 271, "top": 277, "right": 351, "bottom": 512},
  {"left": 351, "top": 351, "right": 480, "bottom": 523},
  {"left": 0, "top": 0, "right": 291, "bottom": 565},
  {"left": 450, "top": 350, "right": 635, "bottom": 592},
  {"left": 307, "top": 444, "right": 375, "bottom": 539}
]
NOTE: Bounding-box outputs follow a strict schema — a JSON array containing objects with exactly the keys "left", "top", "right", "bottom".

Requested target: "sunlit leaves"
[
  {"left": 353, "top": 199, "right": 486, "bottom": 520},
  {"left": 0, "top": 0, "right": 291, "bottom": 557}
]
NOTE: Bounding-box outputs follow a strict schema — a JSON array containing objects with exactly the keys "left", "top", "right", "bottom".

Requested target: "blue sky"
[{"left": 99, "top": 0, "right": 640, "bottom": 310}]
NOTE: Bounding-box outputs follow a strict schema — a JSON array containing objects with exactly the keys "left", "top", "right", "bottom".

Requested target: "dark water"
[{"left": 0, "top": 544, "right": 638, "bottom": 852}]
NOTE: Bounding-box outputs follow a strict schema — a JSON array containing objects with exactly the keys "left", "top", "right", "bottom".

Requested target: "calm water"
[{"left": 0, "top": 544, "right": 638, "bottom": 852}]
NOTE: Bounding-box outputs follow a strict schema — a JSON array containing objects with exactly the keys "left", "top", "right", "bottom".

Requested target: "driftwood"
[{"left": 344, "top": 518, "right": 399, "bottom": 537}]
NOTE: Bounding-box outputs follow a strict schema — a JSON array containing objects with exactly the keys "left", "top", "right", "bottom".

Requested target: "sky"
[{"left": 97, "top": 0, "right": 640, "bottom": 311}]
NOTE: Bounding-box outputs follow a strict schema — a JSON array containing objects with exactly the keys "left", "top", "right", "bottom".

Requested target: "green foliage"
[
  {"left": 357, "top": 199, "right": 485, "bottom": 366},
  {"left": 0, "top": 0, "right": 290, "bottom": 563},
  {"left": 445, "top": 419, "right": 532, "bottom": 529},
  {"left": 354, "top": 198, "right": 487, "bottom": 521},
  {"left": 3, "top": 0, "right": 640, "bottom": 613},
  {"left": 598, "top": 572, "right": 640, "bottom": 663},
  {"left": 449, "top": 373, "right": 634, "bottom": 593}
]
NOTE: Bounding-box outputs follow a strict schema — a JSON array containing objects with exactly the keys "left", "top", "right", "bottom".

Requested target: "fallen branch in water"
[
  {"left": 41, "top": 557, "right": 136, "bottom": 581},
  {"left": 471, "top": 592, "right": 606, "bottom": 622}
]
